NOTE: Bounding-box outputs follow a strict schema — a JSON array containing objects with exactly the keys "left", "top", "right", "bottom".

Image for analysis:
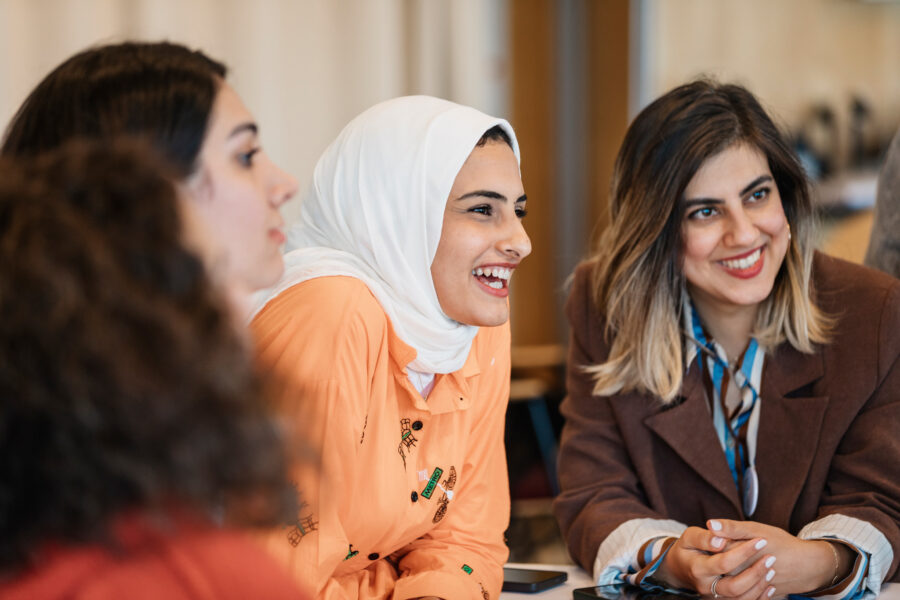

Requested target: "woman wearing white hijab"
[{"left": 252, "top": 96, "right": 531, "bottom": 600}]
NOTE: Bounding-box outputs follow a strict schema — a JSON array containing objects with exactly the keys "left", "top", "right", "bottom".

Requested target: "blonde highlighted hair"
[{"left": 586, "top": 80, "right": 831, "bottom": 403}]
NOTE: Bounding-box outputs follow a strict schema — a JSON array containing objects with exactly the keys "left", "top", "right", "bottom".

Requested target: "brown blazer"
[{"left": 553, "top": 253, "right": 900, "bottom": 581}]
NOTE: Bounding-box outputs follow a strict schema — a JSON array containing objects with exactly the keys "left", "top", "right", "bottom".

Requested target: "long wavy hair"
[
  {"left": 1, "top": 41, "right": 226, "bottom": 177},
  {"left": 585, "top": 80, "right": 831, "bottom": 402},
  {"left": 0, "top": 140, "right": 296, "bottom": 570}
]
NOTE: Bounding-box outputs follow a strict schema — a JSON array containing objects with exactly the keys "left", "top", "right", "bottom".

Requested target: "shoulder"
[
  {"left": 565, "top": 260, "right": 609, "bottom": 355},
  {"left": 813, "top": 252, "right": 900, "bottom": 316},
  {"left": 251, "top": 276, "right": 391, "bottom": 380},
  {"left": 569, "top": 261, "right": 596, "bottom": 301},
  {"left": 464, "top": 322, "right": 512, "bottom": 404},
  {"left": 0, "top": 526, "right": 303, "bottom": 600},
  {"left": 146, "top": 527, "right": 303, "bottom": 599},
  {"left": 813, "top": 252, "right": 900, "bottom": 373},
  {"left": 102, "top": 528, "right": 299, "bottom": 599},
  {"left": 253, "top": 277, "right": 389, "bottom": 348},
  {"left": 565, "top": 261, "right": 600, "bottom": 321},
  {"left": 257, "top": 276, "right": 387, "bottom": 329},
  {"left": 472, "top": 320, "right": 511, "bottom": 357}
]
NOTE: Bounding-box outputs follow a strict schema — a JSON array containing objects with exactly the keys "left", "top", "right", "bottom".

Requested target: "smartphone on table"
[
  {"left": 573, "top": 586, "right": 688, "bottom": 600},
  {"left": 501, "top": 567, "right": 568, "bottom": 593},
  {"left": 573, "top": 587, "right": 622, "bottom": 600}
]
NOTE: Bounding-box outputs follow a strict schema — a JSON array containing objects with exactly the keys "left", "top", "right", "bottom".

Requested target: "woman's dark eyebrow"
[
  {"left": 228, "top": 122, "right": 258, "bottom": 139},
  {"left": 683, "top": 197, "right": 723, "bottom": 209},
  {"left": 684, "top": 175, "right": 774, "bottom": 206},
  {"left": 740, "top": 175, "right": 773, "bottom": 196},
  {"left": 455, "top": 190, "right": 528, "bottom": 203}
]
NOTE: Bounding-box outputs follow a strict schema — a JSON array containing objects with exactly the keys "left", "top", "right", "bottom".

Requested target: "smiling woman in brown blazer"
[{"left": 553, "top": 81, "right": 899, "bottom": 600}]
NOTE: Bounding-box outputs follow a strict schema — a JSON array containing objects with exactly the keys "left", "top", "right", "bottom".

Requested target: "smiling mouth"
[
  {"left": 719, "top": 247, "right": 761, "bottom": 269},
  {"left": 472, "top": 266, "right": 512, "bottom": 290},
  {"left": 717, "top": 246, "right": 764, "bottom": 278}
]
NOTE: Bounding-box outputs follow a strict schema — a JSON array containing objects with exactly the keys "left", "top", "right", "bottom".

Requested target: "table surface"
[{"left": 501, "top": 563, "right": 900, "bottom": 599}]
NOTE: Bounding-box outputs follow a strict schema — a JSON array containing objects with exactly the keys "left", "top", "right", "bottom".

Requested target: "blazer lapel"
[
  {"left": 753, "top": 343, "right": 827, "bottom": 528},
  {"left": 643, "top": 363, "right": 743, "bottom": 514}
]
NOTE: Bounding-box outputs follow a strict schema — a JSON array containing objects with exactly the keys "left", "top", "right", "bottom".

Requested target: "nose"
[
  {"left": 725, "top": 207, "right": 758, "bottom": 247},
  {"left": 500, "top": 217, "right": 532, "bottom": 260},
  {"left": 267, "top": 161, "right": 298, "bottom": 208}
]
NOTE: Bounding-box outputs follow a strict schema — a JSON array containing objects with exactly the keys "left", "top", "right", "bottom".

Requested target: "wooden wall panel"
[
  {"left": 509, "top": 0, "right": 631, "bottom": 345},
  {"left": 586, "top": 0, "right": 631, "bottom": 249},
  {"left": 509, "top": 0, "right": 557, "bottom": 345}
]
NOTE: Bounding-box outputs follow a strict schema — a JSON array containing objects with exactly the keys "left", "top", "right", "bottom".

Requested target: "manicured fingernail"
[
  {"left": 767, "top": 587, "right": 775, "bottom": 597},
  {"left": 766, "top": 569, "right": 776, "bottom": 582},
  {"left": 765, "top": 556, "right": 776, "bottom": 568},
  {"left": 755, "top": 539, "right": 768, "bottom": 550},
  {"left": 709, "top": 520, "right": 723, "bottom": 531},
  {"left": 712, "top": 536, "right": 724, "bottom": 548}
]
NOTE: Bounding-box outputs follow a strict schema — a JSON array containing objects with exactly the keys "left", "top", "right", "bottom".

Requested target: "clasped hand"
[{"left": 655, "top": 519, "right": 840, "bottom": 600}]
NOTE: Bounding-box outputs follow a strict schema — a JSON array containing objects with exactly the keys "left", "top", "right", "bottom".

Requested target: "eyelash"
[
  {"left": 238, "top": 148, "right": 260, "bottom": 167},
  {"left": 468, "top": 204, "right": 528, "bottom": 219},
  {"left": 749, "top": 187, "right": 770, "bottom": 202},
  {"left": 688, "top": 206, "right": 718, "bottom": 220},
  {"left": 687, "top": 187, "right": 771, "bottom": 220}
]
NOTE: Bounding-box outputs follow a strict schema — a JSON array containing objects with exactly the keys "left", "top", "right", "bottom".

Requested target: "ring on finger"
[{"left": 710, "top": 574, "right": 723, "bottom": 599}]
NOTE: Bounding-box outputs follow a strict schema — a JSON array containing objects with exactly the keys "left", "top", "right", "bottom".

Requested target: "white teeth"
[
  {"left": 470, "top": 267, "right": 512, "bottom": 280},
  {"left": 720, "top": 248, "right": 762, "bottom": 270},
  {"left": 486, "top": 281, "right": 503, "bottom": 289}
]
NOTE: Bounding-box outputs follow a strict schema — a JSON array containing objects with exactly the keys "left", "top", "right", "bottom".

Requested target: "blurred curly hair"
[{"left": 0, "top": 140, "right": 296, "bottom": 570}]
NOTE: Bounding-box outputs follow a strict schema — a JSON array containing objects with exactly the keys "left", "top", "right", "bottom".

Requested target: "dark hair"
[
  {"left": 1, "top": 41, "right": 227, "bottom": 177},
  {"left": 0, "top": 140, "right": 295, "bottom": 570},
  {"left": 476, "top": 124, "right": 513, "bottom": 148},
  {"left": 585, "top": 79, "right": 828, "bottom": 401}
]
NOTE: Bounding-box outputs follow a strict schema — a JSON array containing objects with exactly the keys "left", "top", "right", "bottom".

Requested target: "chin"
[
  {"left": 259, "top": 259, "right": 285, "bottom": 287},
  {"left": 442, "top": 294, "right": 510, "bottom": 327},
  {"left": 725, "top": 287, "right": 773, "bottom": 308},
  {"left": 465, "top": 310, "right": 509, "bottom": 328}
]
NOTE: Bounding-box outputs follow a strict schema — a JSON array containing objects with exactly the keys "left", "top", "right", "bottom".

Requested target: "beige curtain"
[{"left": 0, "top": 0, "right": 509, "bottom": 224}]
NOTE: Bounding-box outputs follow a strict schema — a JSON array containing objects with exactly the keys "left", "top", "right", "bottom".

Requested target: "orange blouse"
[{"left": 252, "top": 276, "right": 512, "bottom": 600}]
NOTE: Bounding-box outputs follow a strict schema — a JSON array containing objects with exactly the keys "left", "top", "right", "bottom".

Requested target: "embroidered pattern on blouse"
[
  {"left": 344, "top": 544, "right": 359, "bottom": 560},
  {"left": 360, "top": 414, "right": 368, "bottom": 445},
  {"left": 398, "top": 418, "right": 418, "bottom": 468},
  {"left": 286, "top": 494, "right": 318, "bottom": 547},
  {"left": 421, "top": 467, "right": 443, "bottom": 499},
  {"left": 432, "top": 466, "right": 457, "bottom": 524}
]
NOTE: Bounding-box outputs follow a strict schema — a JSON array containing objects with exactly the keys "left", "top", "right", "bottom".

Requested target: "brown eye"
[
  {"left": 238, "top": 148, "right": 260, "bottom": 167},
  {"left": 689, "top": 206, "right": 717, "bottom": 220},
  {"left": 749, "top": 188, "right": 769, "bottom": 202}
]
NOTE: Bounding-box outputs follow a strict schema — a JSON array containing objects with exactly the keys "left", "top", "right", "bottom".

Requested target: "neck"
[{"left": 689, "top": 289, "right": 758, "bottom": 362}]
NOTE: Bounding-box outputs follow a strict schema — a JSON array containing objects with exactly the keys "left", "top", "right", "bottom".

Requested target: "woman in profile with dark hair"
[
  {"left": 0, "top": 140, "right": 305, "bottom": 599},
  {"left": 1, "top": 41, "right": 297, "bottom": 306},
  {"left": 554, "top": 81, "right": 899, "bottom": 599}
]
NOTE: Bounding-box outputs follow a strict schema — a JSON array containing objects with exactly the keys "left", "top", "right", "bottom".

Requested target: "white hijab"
[{"left": 252, "top": 96, "right": 519, "bottom": 374}]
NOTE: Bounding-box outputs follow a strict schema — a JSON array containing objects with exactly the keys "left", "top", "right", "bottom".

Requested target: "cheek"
[
  {"left": 681, "top": 226, "right": 720, "bottom": 264},
  {"left": 433, "top": 221, "right": 479, "bottom": 273},
  {"left": 213, "top": 184, "right": 269, "bottom": 239},
  {"left": 761, "top": 207, "right": 789, "bottom": 239},
  {"left": 430, "top": 230, "right": 480, "bottom": 310},
  {"left": 431, "top": 243, "right": 467, "bottom": 294}
]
